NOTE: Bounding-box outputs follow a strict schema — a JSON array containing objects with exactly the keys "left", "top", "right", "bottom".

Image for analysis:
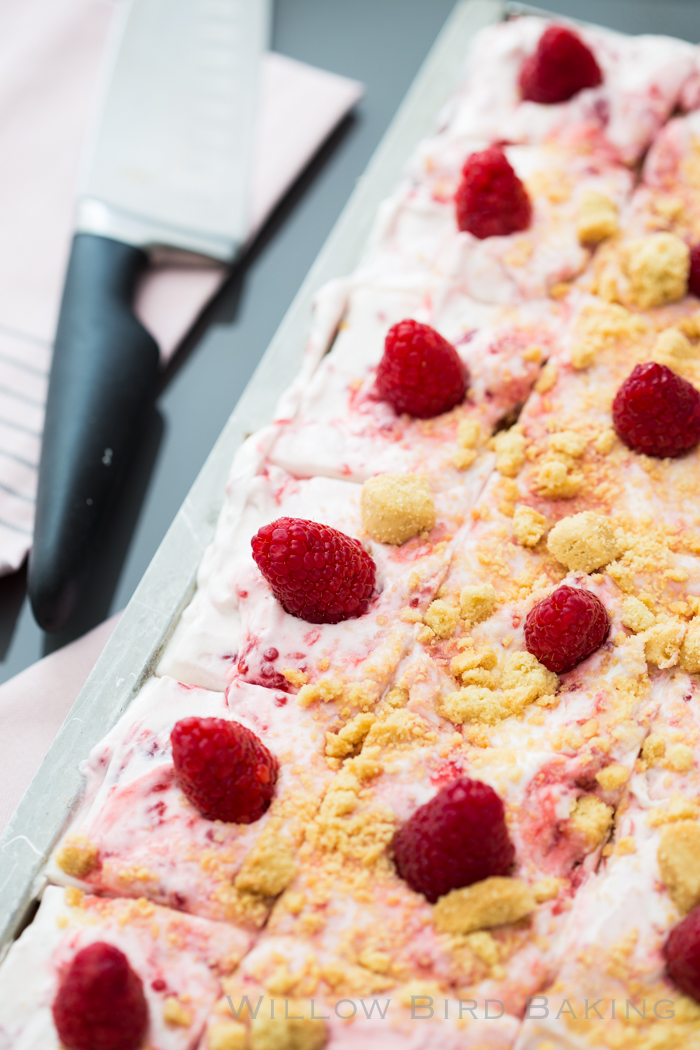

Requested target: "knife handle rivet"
[
  {"left": 102, "top": 448, "right": 114, "bottom": 466},
  {"left": 86, "top": 498, "right": 93, "bottom": 506}
]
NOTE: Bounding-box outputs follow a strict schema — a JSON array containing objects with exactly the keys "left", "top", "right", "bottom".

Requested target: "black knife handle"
[{"left": 29, "top": 233, "right": 160, "bottom": 632}]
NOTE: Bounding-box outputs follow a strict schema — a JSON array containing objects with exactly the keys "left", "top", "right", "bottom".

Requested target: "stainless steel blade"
[{"left": 77, "top": 0, "right": 270, "bottom": 261}]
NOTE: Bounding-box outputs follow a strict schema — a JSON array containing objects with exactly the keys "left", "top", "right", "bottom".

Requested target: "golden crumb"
[
  {"left": 623, "top": 233, "right": 689, "bottom": 309},
  {"left": 595, "top": 764, "right": 630, "bottom": 791},
  {"left": 643, "top": 618, "right": 686, "bottom": 669},
  {"left": 531, "top": 456, "right": 584, "bottom": 500},
  {"left": 534, "top": 361, "right": 558, "bottom": 393},
  {"left": 658, "top": 822, "right": 700, "bottom": 913},
  {"left": 235, "top": 836, "right": 297, "bottom": 899},
  {"left": 532, "top": 878, "right": 562, "bottom": 903},
  {"left": 570, "top": 300, "right": 649, "bottom": 369},
  {"left": 250, "top": 1006, "right": 327, "bottom": 1050},
  {"left": 209, "top": 1021, "right": 248, "bottom": 1050},
  {"left": 522, "top": 345, "right": 542, "bottom": 363},
  {"left": 621, "top": 596, "right": 656, "bottom": 634},
  {"left": 512, "top": 504, "right": 547, "bottom": 547},
  {"left": 494, "top": 427, "right": 526, "bottom": 477},
  {"left": 577, "top": 191, "right": 619, "bottom": 244},
  {"left": 64, "top": 887, "right": 84, "bottom": 908},
  {"left": 424, "top": 599, "right": 460, "bottom": 639},
  {"left": 648, "top": 793, "right": 699, "bottom": 826},
  {"left": 569, "top": 795, "right": 613, "bottom": 850},
  {"left": 297, "top": 679, "right": 344, "bottom": 709},
  {"left": 433, "top": 877, "right": 535, "bottom": 935},
  {"left": 281, "top": 669, "right": 309, "bottom": 688},
  {"left": 453, "top": 448, "right": 477, "bottom": 471},
  {"left": 361, "top": 473, "right": 435, "bottom": 545},
  {"left": 442, "top": 650, "right": 557, "bottom": 725},
  {"left": 164, "top": 998, "right": 193, "bottom": 1027},
  {"left": 549, "top": 431, "right": 587, "bottom": 458},
  {"left": 547, "top": 511, "right": 622, "bottom": 573},
  {"left": 616, "top": 837, "right": 636, "bottom": 856},
  {"left": 325, "top": 712, "right": 376, "bottom": 759},
  {"left": 55, "top": 836, "right": 99, "bottom": 879},
  {"left": 457, "top": 419, "right": 481, "bottom": 448},
  {"left": 460, "top": 583, "right": 496, "bottom": 623},
  {"left": 666, "top": 744, "right": 694, "bottom": 773},
  {"left": 594, "top": 428, "right": 616, "bottom": 455},
  {"left": 680, "top": 618, "right": 700, "bottom": 673},
  {"left": 653, "top": 327, "right": 699, "bottom": 372},
  {"left": 642, "top": 733, "right": 666, "bottom": 765}
]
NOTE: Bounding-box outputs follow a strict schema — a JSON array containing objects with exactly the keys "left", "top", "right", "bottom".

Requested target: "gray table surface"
[{"left": 0, "top": 0, "right": 699, "bottom": 684}]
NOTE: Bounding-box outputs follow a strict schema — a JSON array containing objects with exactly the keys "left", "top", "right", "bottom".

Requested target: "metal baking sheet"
[{"left": 0, "top": 0, "right": 504, "bottom": 951}]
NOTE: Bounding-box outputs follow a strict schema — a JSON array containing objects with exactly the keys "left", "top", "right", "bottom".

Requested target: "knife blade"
[{"left": 29, "top": 0, "right": 270, "bottom": 631}]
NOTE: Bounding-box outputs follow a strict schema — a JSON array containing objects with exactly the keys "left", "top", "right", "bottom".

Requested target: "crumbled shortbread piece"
[
  {"left": 325, "top": 711, "right": 376, "bottom": 758},
  {"left": 532, "top": 457, "right": 584, "bottom": 499},
  {"left": 433, "top": 877, "right": 535, "bottom": 935},
  {"left": 642, "top": 618, "right": 686, "bottom": 668},
  {"left": 442, "top": 650, "right": 556, "bottom": 725},
  {"left": 547, "top": 511, "right": 622, "bottom": 573},
  {"left": 680, "top": 617, "right": 700, "bottom": 673},
  {"left": 658, "top": 822, "right": 700, "bottom": 914},
  {"left": 209, "top": 1020, "right": 248, "bottom": 1050},
  {"left": 666, "top": 744, "right": 694, "bottom": 773},
  {"left": 494, "top": 427, "right": 526, "bottom": 477},
  {"left": 594, "top": 428, "right": 616, "bottom": 454},
  {"left": 457, "top": 419, "right": 481, "bottom": 448},
  {"left": 164, "top": 998, "right": 193, "bottom": 1027},
  {"left": 450, "top": 644, "right": 499, "bottom": 687},
  {"left": 251, "top": 1003, "right": 327, "bottom": 1050},
  {"left": 534, "top": 360, "right": 557, "bottom": 393},
  {"left": 653, "top": 327, "right": 699, "bottom": 368},
  {"left": 297, "top": 679, "right": 344, "bottom": 708},
  {"left": 595, "top": 763, "right": 630, "bottom": 791},
  {"left": 532, "top": 878, "right": 562, "bottom": 903},
  {"left": 549, "top": 430, "right": 587, "bottom": 458},
  {"left": 460, "top": 583, "right": 496, "bottom": 622},
  {"left": 513, "top": 504, "right": 547, "bottom": 547},
  {"left": 235, "top": 835, "right": 297, "bottom": 897},
  {"left": 209, "top": 1021, "right": 248, "bottom": 1050},
  {"left": 424, "top": 599, "right": 460, "bottom": 639},
  {"left": 361, "top": 473, "right": 435, "bottom": 544},
  {"left": 623, "top": 233, "right": 689, "bottom": 309},
  {"left": 281, "top": 668, "right": 309, "bottom": 688},
  {"left": 577, "top": 191, "right": 619, "bottom": 244},
  {"left": 642, "top": 733, "right": 666, "bottom": 765},
  {"left": 569, "top": 794, "right": 613, "bottom": 849},
  {"left": 648, "top": 793, "right": 700, "bottom": 826},
  {"left": 621, "top": 595, "right": 656, "bottom": 634},
  {"left": 54, "top": 835, "right": 99, "bottom": 879},
  {"left": 500, "top": 650, "right": 558, "bottom": 702},
  {"left": 453, "top": 447, "right": 477, "bottom": 470}
]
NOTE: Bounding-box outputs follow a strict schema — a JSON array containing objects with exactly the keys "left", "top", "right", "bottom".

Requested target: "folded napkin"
[
  {"left": 0, "top": 612, "right": 120, "bottom": 833},
  {"left": 0, "top": 0, "right": 363, "bottom": 574}
]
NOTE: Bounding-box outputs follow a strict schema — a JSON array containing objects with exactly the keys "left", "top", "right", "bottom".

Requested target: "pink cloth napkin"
[
  {"left": 0, "top": 0, "right": 363, "bottom": 575},
  {"left": 0, "top": 612, "right": 120, "bottom": 833}
]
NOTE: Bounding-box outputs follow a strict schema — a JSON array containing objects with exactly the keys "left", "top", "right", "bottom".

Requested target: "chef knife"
[{"left": 28, "top": 0, "right": 270, "bottom": 631}]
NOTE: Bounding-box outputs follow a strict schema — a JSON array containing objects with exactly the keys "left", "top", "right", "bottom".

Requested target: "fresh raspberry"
[
  {"left": 52, "top": 942, "right": 148, "bottom": 1050},
  {"left": 251, "top": 517, "right": 376, "bottom": 623},
  {"left": 525, "top": 585, "right": 609, "bottom": 674},
  {"left": 689, "top": 244, "right": 700, "bottom": 298},
  {"left": 519, "top": 25, "right": 603, "bottom": 104},
  {"left": 392, "top": 777, "right": 515, "bottom": 903},
  {"left": 455, "top": 147, "right": 532, "bottom": 240},
  {"left": 171, "top": 716, "right": 278, "bottom": 823},
  {"left": 612, "top": 362, "right": 700, "bottom": 458},
  {"left": 376, "top": 319, "right": 468, "bottom": 419},
  {"left": 665, "top": 908, "right": 700, "bottom": 1002}
]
